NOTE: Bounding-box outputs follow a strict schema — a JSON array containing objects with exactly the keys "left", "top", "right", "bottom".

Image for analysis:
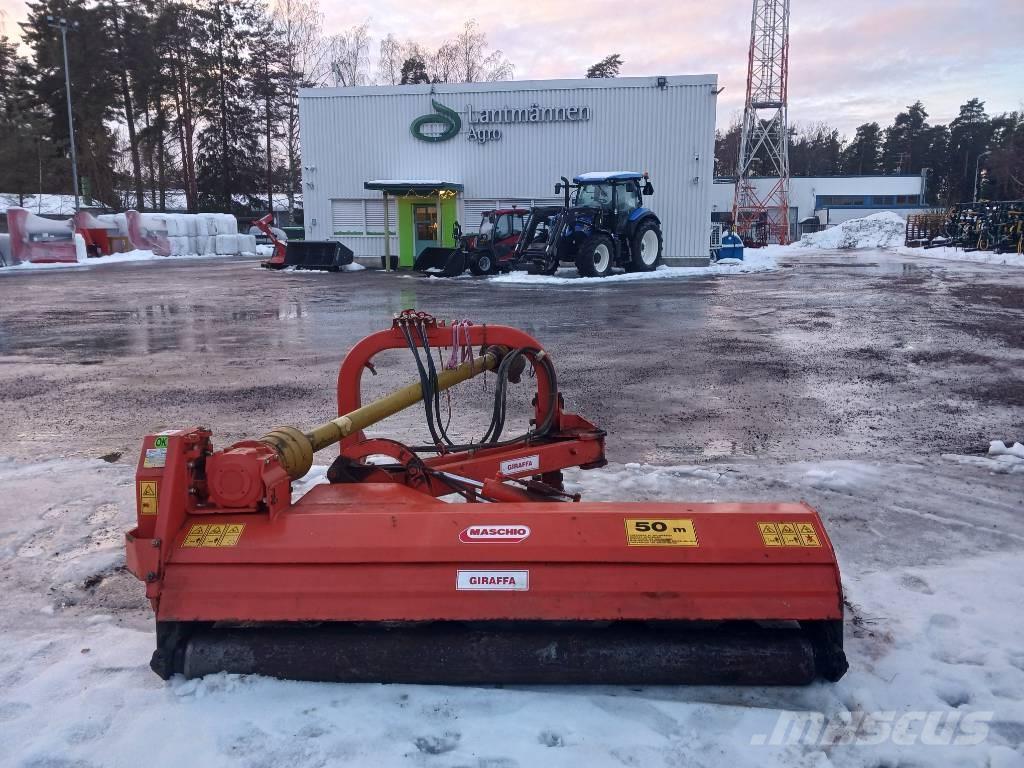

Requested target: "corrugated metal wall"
[{"left": 300, "top": 76, "right": 718, "bottom": 258}]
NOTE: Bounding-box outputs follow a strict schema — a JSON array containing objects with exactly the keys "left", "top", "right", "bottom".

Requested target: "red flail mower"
[{"left": 126, "top": 311, "right": 848, "bottom": 685}]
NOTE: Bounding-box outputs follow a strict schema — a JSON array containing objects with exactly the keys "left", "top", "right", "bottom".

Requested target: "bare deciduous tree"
[
  {"left": 453, "top": 20, "right": 513, "bottom": 83},
  {"left": 272, "top": 0, "right": 330, "bottom": 219},
  {"left": 328, "top": 22, "right": 371, "bottom": 87},
  {"left": 429, "top": 41, "right": 458, "bottom": 84},
  {"left": 377, "top": 33, "right": 401, "bottom": 85}
]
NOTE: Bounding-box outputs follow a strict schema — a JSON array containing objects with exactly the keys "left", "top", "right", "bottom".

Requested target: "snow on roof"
[
  {"left": 366, "top": 180, "right": 451, "bottom": 186},
  {"left": 364, "top": 180, "right": 464, "bottom": 193},
  {"left": 573, "top": 172, "right": 643, "bottom": 183}
]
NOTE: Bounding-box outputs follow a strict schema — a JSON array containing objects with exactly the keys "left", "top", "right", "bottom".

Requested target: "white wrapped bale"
[
  {"left": 214, "top": 214, "right": 237, "bottom": 235},
  {"left": 239, "top": 234, "right": 257, "bottom": 255},
  {"left": 167, "top": 235, "right": 189, "bottom": 255},
  {"left": 215, "top": 234, "right": 240, "bottom": 255},
  {"left": 194, "top": 235, "right": 213, "bottom": 255},
  {"left": 139, "top": 213, "right": 168, "bottom": 233},
  {"left": 197, "top": 214, "right": 219, "bottom": 236},
  {"left": 163, "top": 215, "right": 181, "bottom": 236}
]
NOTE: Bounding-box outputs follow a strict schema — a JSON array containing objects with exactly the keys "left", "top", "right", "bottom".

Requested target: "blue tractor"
[{"left": 514, "top": 171, "right": 663, "bottom": 277}]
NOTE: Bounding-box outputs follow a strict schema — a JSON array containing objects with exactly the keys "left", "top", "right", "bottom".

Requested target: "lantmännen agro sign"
[{"left": 411, "top": 98, "right": 591, "bottom": 145}]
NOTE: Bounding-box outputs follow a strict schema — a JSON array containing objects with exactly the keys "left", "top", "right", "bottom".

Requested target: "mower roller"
[{"left": 126, "top": 311, "right": 848, "bottom": 685}]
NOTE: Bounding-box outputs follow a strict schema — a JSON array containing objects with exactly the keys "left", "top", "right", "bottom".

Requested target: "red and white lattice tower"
[{"left": 733, "top": 0, "right": 791, "bottom": 245}]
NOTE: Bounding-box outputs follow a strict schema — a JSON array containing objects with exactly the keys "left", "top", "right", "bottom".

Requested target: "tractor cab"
[
  {"left": 476, "top": 209, "right": 526, "bottom": 248},
  {"left": 516, "top": 171, "right": 663, "bottom": 277}
]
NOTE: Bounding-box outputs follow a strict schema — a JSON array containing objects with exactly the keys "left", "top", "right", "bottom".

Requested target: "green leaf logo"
[{"left": 411, "top": 99, "right": 462, "bottom": 142}]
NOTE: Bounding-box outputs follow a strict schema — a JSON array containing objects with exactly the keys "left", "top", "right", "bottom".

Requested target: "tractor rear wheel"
[
  {"left": 630, "top": 219, "right": 663, "bottom": 271},
  {"left": 576, "top": 235, "right": 614, "bottom": 277}
]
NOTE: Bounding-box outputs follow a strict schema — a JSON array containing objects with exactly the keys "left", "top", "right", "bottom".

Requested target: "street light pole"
[
  {"left": 47, "top": 16, "right": 80, "bottom": 212},
  {"left": 973, "top": 150, "right": 991, "bottom": 204}
]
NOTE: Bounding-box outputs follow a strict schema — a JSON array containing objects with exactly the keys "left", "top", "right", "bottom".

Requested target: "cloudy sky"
[{"left": 1, "top": 0, "right": 1020, "bottom": 136}]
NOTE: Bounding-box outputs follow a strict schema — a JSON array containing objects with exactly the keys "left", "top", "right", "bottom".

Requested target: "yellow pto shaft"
[{"left": 260, "top": 348, "right": 501, "bottom": 479}]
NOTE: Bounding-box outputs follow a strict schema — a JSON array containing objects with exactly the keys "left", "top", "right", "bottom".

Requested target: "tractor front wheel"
[
  {"left": 630, "top": 219, "right": 663, "bottom": 271},
  {"left": 470, "top": 250, "right": 497, "bottom": 276},
  {"left": 576, "top": 235, "right": 614, "bottom": 277}
]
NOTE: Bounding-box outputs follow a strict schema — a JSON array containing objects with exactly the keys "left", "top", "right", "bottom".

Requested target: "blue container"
[{"left": 718, "top": 232, "right": 744, "bottom": 261}]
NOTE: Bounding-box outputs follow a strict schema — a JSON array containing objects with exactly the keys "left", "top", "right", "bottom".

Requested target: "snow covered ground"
[
  {"left": 2, "top": 448, "right": 1022, "bottom": 768},
  {"left": 0, "top": 248, "right": 258, "bottom": 273},
  {"left": 416, "top": 250, "right": 779, "bottom": 286},
  {"left": 895, "top": 245, "right": 1024, "bottom": 268},
  {"left": 261, "top": 262, "right": 367, "bottom": 274}
]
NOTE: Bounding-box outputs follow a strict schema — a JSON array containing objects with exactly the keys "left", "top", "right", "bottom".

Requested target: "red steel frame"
[
  {"left": 333, "top": 316, "right": 605, "bottom": 494},
  {"left": 732, "top": 0, "right": 792, "bottom": 246}
]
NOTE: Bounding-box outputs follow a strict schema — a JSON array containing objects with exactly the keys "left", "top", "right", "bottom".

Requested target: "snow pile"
[
  {"left": 0, "top": 248, "right": 247, "bottom": 274},
  {"left": 484, "top": 251, "right": 777, "bottom": 286},
  {"left": 797, "top": 212, "right": 907, "bottom": 250},
  {"left": 944, "top": 441, "right": 1024, "bottom": 475},
  {"left": 896, "top": 244, "right": 1024, "bottom": 268}
]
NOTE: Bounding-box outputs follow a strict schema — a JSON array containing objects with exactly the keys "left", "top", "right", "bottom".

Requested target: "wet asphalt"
[{"left": 0, "top": 252, "right": 1021, "bottom": 465}]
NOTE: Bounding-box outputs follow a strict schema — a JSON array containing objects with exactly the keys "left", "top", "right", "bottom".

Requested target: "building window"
[
  {"left": 331, "top": 198, "right": 397, "bottom": 236},
  {"left": 365, "top": 198, "right": 397, "bottom": 235},
  {"left": 331, "top": 199, "right": 364, "bottom": 235}
]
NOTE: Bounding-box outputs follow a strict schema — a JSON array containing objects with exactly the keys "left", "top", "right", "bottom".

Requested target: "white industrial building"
[
  {"left": 711, "top": 175, "right": 931, "bottom": 235},
  {"left": 299, "top": 76, "right": 718, "bottom": 266}
]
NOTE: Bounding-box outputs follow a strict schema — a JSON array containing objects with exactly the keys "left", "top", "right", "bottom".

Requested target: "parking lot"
[{"left": 1, "top": 251, "right": 1021, "bottom": 465}]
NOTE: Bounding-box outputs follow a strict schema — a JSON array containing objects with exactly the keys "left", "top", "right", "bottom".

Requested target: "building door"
[{"left": 413, "top": 204, "right": 439, "bottom": 255}]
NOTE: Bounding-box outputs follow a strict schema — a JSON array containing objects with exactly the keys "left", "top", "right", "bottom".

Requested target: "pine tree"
[
  {"left": 21, "top": 0, "right": 121, "bottom": 205},
  {"left": 195, "top": 0, "right": 264, "bottom": 212},
  {"left": 946, "top": 98, "right": 994, "bottom": 203},
  {"left": 251, "top": 9, "right": 286, "bottom": 215},
  {"left": 400, "top": 56, "right": 429, "bottom": 85},
  {"left": 881, "top": 102, "right": 929, "bottom": 175},
  {"left": 841, "top": 123, "right": 882, "bottom": 175},
  {"left": 586, "top": 54, "right": 623, "bottom": 79}
]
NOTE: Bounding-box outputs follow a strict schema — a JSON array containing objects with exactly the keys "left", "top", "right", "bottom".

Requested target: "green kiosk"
[{"left": 363, "top": 180, "right": 463, "bottom": 270}]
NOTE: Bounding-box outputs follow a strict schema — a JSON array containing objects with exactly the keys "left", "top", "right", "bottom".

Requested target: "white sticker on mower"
[
  {"left": 459, "top": 525, "right": 531, "bottom": 543},
  {"left": 499, "top": 454, "right": 540, "bottom": 476},
  {"left": 456, "top": 570, "right": 529, "bottom": 591},
  {"left": 143, "top": 448, "right": 166, "bottom": 468}
]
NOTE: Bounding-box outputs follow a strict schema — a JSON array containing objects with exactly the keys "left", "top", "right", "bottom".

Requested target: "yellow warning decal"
[
  {"left": 797, "top": 522, "right": 821, "bottom": 547},
  {"left": 219, "top": 524, "right": 245, "bottom": 547},
  {"left": 138, "top": 480, "right": 159, "bottom": 516},
  {"left": 758, "top": 522, "right": 782, "bottom": 546},
  {"left": 181, "top": 523, "right": 245, "bottom": 548},
  {"left": 182, "top": 524, "right": 208, "bottom": 547},
  {"left": 758, "top": 521, "right": 821, "bottom": 547},
  {"left": 624, "top": 519, "right": 698, "bottom": 547}
]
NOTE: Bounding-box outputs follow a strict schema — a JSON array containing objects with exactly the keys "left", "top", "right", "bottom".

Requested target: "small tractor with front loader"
[
  {"left": 414, "top": 208, "right": 529, "bottom": 277},
  {"left": 516, "top": 171, "right": 664, "bottom": 277}
]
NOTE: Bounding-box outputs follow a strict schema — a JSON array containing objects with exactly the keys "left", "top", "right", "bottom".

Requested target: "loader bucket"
[
  {"left": 413, "top": 246, "right": 466, "bottom": 276},
  {"left": 283, "top": 240, "right": 354, "bottom": 271}
]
